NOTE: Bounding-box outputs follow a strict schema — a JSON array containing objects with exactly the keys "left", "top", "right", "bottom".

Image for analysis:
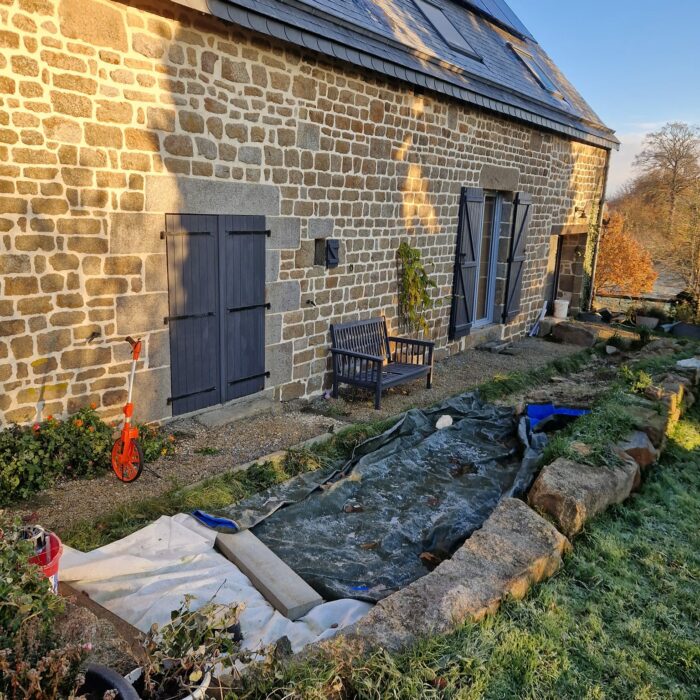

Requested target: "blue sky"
[{"left": 507, "top": 0, "right": 700, "bottom": 195}]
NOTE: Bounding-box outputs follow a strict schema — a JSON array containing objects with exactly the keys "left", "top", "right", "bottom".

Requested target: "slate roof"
[{"left": 186, "top": 0, "right": 618, "bottom": 149}]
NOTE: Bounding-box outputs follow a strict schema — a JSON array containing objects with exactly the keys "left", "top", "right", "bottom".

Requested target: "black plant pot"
[{"left": 79, "top": 663, "right": 140, "bottom": 700}]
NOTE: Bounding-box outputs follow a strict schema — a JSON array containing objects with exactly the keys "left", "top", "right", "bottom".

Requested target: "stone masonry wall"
[{"left": 0, "top": 0, "right": 609, "bottom": 424}]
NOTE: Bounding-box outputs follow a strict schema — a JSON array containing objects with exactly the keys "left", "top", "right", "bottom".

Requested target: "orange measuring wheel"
[
  {"left": 111, "top": 435, "right": 144, "bottom": 483},
  {"left": 111, "top": 336, "right": 144, "bottom": 483}
]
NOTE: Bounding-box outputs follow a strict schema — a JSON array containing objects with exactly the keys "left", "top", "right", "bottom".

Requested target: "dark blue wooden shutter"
[
  {"left": 503, "top": 192, "right": 532, "bottom": 321},
  {"left": 449, "top": 187, "right": 484, "bottom": 340},
  {"left": 165, "top": 214, "right": 220, "bottom": 415},
  {"left": 221, "top": 215, "right": 268, "bottom": 401}
]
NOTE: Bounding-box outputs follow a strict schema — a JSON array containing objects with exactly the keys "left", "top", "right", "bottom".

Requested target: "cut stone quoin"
[
  {"left": 527, "top": 457, "right": 640, "bottom": 539},
  {"left": 343, "top": 499, "right": 570, "bottom": 651}
]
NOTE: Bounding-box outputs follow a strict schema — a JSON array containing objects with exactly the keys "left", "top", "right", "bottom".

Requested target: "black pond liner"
[{"left": 218, "top": 393, "right": 551, "bottom": 603}]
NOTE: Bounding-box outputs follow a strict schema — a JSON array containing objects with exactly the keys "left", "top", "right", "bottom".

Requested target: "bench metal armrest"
[
  {"left": 331, "top": 347, "right": 383, "bottom": 384},
  {"left": 387, "top": 337, "right": 434, "bottom": 366}
]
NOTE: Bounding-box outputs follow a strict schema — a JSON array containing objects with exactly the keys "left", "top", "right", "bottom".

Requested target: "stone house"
[{"left": 0, "top": 0, "right": 618, "bottom": 424}]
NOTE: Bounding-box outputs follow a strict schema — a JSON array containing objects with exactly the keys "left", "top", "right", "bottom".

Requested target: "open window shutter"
[
  {"left": 449, "top": 187, "right": 484, "bottom": 339},
  {"left": 503, "top": 192, "right": 532, "bottom": 322}
]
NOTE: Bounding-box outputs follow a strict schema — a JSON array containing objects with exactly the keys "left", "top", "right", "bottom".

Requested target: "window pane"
[
  {"left": 510, "top": 45, "right": 562, "bottom": 97},
  {"left": 477, "top": 195, "right": 496, "bottom": 321},
  {"left": 414, "top": 0, "right": 480, "bottom": 59}
]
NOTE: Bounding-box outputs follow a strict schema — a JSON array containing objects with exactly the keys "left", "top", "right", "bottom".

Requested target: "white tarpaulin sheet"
[{"left": 60, "top": 514, "right": 371, "bottom": 654}]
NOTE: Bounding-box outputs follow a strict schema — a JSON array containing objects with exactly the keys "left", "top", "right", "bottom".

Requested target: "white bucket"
[{"left": 553, "top": 298, "right": 570, "bottom": 319}]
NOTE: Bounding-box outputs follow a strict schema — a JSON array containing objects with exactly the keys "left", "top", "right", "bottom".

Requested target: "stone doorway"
[{"left": 543, "top": 228, "right": 588, "bottom": 316}]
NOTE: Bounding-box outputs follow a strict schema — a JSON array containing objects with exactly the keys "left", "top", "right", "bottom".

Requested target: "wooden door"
[{"left": 165, "top": 214, "right": 267, "bottom": 416}]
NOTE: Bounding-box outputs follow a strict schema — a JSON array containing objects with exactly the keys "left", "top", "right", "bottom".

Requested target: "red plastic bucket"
[{"left": 28, "top": 531, "right": 63, "bottom": 593}]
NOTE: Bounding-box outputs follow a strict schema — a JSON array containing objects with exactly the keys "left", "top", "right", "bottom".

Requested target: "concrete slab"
[
  {"left": 216, "top": 530, "right": 323, "bottom": 620},
  {"left": 195, "top": 395, "right": 278, "bottom": 428}
]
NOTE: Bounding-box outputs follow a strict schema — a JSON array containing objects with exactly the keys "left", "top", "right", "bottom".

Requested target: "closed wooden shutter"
[
  {"left": 165, "top": 214, "right": 220, "bottom": 415},
  {"left": 221, "top": 215, "right": 268, "bottom": 401},
  {"left": 503, "top": 192, "right": 532, "bottom": 322},
  {"left": 449, "top": 187, "right": 484, "bottom": 340}
]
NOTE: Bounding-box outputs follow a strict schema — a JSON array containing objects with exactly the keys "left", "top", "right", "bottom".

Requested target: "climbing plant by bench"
[{"left": 330, "top": 317, "right": 434, "bottom": 409}]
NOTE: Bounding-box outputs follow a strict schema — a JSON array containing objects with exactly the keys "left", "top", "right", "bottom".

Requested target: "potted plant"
[
  {"left": 0, "top": 514, "right": 91, "bottom": 700},
  {"left": 633, "top": 304, "right": 667, "bottom": 330}
]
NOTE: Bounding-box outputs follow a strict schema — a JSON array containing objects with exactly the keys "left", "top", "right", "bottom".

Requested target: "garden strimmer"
[{"left": 111, "top": 336, "right": 145, "bottom": 483}]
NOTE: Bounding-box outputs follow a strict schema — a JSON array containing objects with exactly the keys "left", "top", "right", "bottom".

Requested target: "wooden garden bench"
[{"left": 330, "top": 317, "right": 434, "bottom": 409}]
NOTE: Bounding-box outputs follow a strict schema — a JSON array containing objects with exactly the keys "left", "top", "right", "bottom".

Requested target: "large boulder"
[
  {"left": 617, "top": 430, "right": 659, "bottom": 470},
  {"left": 551, "top": 322, "right": 597, "bottom": 347},
  {"left": 346, "top": 499, "right": 570, "bottom": 651},
  {"left": 528, "top": 457, "right": 640, "bottom": 538},
  {"left": 658, "top": 373, "right": 696, "bottom": 415},
  {"left": 624, "top": 401, "right": 670, "bottom": 448}
]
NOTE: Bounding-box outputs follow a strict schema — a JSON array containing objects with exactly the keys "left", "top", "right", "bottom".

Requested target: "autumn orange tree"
[
  {"left": 595, "top": 211, "right": 658, "bottom": 296},
  {"left": 614, "top": 122, "right": 700, "bottom": 307}
]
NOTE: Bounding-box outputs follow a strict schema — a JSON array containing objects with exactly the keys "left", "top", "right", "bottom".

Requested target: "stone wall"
[{"left": 0, "top": 0, "right": 609, "bottom": 425}]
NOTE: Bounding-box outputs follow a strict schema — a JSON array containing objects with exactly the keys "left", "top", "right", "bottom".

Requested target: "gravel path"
[
  {"left": 299, "top": 337, "right": 585, "bottom": 423},
  {"left": 10, "top": 410, "right": 343, "bottom": 534},
  {"left": 9, "top": 337, "right": 587, "bottom": 535}
]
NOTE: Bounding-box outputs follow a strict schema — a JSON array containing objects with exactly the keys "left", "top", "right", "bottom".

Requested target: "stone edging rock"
[
  {"left": 527, "top": 457, "right": 640, "bottom": 538},
  {"left": 529, "top": 361, "right": 698, "bottom": 539},
  {"left": 342, "top": 498, "right": 570, "bottom": 651}
]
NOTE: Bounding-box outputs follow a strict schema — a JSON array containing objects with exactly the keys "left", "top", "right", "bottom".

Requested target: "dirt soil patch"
[
  {"left": 498, "top": 354, "right": 618, "bottom": 409},
  {"left": 9, "top": 410, "right": 342, "bottom": 534},
  {"left": 299, "top": 337, "right": 584, "bottom": 423}
]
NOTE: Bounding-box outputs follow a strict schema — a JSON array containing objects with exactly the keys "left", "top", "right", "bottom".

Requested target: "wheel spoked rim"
[{"left": 111, "top": 438, "right": 143, "bottom": 483}]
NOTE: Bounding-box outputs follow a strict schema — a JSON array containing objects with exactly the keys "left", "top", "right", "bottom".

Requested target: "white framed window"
[{"left": 473, "top": 191, "right": 501, "bottom": 326}]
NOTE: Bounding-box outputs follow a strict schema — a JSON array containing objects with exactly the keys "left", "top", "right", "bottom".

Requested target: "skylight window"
[
  {"left": 509, "top": 44, "right": 563, "bottom": 98},
  {"left": 414, "top": 0, "right": 481, "bottom": 61}
]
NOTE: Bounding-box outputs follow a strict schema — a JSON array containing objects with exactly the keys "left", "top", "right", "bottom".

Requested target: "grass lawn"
[{"left": 237, "top": 403, "right": 700, "bottom": 699}]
